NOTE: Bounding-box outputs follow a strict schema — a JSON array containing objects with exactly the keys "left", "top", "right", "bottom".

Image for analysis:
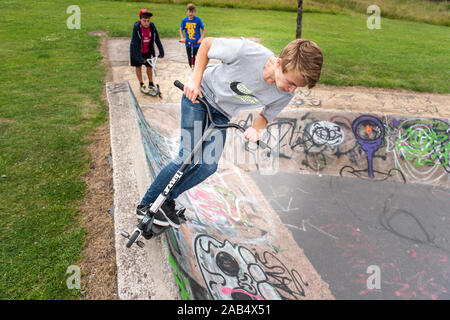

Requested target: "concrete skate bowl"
[{"left": 112, "top": 81, "right": 450, "bottom": 300}]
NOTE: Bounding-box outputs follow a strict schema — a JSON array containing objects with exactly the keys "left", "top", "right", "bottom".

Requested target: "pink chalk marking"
[{"left": 221, "top": 287, "right": 264, "bottom": 300}]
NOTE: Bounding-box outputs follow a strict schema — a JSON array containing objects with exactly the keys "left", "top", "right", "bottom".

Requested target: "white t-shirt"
[{"left": 200, "top": 37, "right": 294, "bottom": 123}]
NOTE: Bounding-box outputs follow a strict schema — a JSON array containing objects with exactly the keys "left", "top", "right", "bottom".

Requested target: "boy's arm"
[
  {"left": 183, "top": 37, "right": 214, "bottom": 102},
  {"left": 179, "top": 28, "right": 185, "bottom": 41},
  {"left": 130, "top": 24, "right": 145, "bottom": 63},
  {"left": 152, "top": 24, "right": 164, "bottom": 57},
  {"left": 198, "top": 28, "right": 205, "bottom": 44}
]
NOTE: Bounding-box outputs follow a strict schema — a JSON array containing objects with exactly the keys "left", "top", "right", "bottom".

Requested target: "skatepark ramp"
[{"left": 107, "top": 80, "right": 450, "bottom": 300}]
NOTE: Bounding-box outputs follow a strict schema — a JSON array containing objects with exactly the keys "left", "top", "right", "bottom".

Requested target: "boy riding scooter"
[{"left": 136, "top": 37, "right": 323, "bottom": 236}]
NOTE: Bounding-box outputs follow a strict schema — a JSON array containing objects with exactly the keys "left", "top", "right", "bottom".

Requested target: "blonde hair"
[{"left": 279, "top": 39, "right": 323, "bottom": 89}]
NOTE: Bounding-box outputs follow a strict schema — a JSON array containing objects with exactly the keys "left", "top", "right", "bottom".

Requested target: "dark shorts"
[{"left": 130, "top": 52, "right": 153, "bottom": 67}]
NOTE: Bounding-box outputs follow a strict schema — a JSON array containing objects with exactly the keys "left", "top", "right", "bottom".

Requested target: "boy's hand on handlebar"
[
  {"left": 243, "top": 127, "right": 261, "bottom": 143},
  {"left": 184, "top": 78, "right": 203, "bottom": 103}
]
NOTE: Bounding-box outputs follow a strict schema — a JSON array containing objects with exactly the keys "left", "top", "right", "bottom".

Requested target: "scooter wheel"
[{"left": 126, "top": 230, "right": 140, "bottom": 248}]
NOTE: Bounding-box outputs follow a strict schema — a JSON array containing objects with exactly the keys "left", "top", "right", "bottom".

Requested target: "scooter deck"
[{"left": 122, "top": 207, "right": 187, "bottom": 247}]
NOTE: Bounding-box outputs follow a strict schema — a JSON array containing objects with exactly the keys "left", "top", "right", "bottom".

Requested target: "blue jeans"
[{"left": 140, "top": 95, "right": 230, "bottom": 205}]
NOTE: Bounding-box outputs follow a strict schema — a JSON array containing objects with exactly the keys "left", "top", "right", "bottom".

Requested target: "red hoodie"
[{"left": 141, "top": 25, "right": 151, "bottom": 54}]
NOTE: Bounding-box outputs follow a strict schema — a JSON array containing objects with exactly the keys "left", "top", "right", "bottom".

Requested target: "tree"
[{"left": 296, "top": 0, "right": 303, "bottom": 39}]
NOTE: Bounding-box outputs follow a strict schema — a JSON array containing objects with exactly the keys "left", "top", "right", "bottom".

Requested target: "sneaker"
[
  {"left": 136, "top": 203, "right": 169, "bottom": 226},
  {"left": 136, "top": 204, "right": 148, "bottom": 220},
  {"left": 153, "top": 207, "right": 170, "bottom": 227},
  {"left": 148, "top": 85, "right": 157, "bottom": 96},
  {"left": 160, "top": 200, "right": 181, "bottom": 229},
  {"left": 140, "top": 84, "right": 149, "bottom": 94}
]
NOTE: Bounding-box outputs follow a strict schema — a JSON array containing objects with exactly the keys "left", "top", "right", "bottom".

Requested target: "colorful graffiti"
[
  {"left": 132, "top": 86, "right": 449, "bottom": 300},
  {"left": 352, "top": 116, "right": 384, "bottom": 178},
  {"left": 386, "top": 118, "right": 450, "bottom": 186},
  {"left": 235, "top": 112, "right": 449, "bottom": 187},
  {"left": 194, "top": 235, "right": 308, "bottom": 300},
  {"left": 236, "top": 113, "right": 359, "bottom": 172},
  {"left": 395, "top": 119, "right": 449, "bottom": 168}
]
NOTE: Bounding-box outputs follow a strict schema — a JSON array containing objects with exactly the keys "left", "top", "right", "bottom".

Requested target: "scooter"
[
  {"left": 122, "top": 80, "right": 269, "bottom": 248},
  {"left": 179, "top": 39, "right": 196, "bottom": 70},
  {"left": 144, "top": 56, "right": 162, "bottom": 98}
]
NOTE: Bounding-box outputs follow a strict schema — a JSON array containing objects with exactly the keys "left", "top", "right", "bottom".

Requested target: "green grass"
[
  {"left": 0, "top": 1, "right": 106, "bottom": 299},
  {"left": 81, "top": 1, "right": 449, "bottom": 92},
  {"left": 114, "top": 0, "right": 450, "bottom": 27},
  {"left": 0, "top": 0, "right": 448, "bottom": 299}
]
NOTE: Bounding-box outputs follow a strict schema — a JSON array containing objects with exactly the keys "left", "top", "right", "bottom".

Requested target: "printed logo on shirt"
[
  {"left": 185, "top": 22, "right": 197, "bottom": 40},
  {"left": 230, "top": 81, "right": 260, "bottom": 105}
]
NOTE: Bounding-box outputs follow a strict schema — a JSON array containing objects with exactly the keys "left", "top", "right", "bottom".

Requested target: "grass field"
[
  {"left": 89, "top": 1, "right": 450, "bottom": 92},
  {"left": 0, "top": 0, "right": 448, "bottom": 299},
  {"left": 117, "top": 0, "right": 450, "bottom": 26}
]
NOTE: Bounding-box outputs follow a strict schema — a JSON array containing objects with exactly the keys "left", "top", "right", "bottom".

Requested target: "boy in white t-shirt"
[{"left": 137, "top": 37, "right": 323, "bottom": 228}]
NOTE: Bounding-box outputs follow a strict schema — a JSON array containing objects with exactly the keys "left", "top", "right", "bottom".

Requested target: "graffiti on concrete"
[
  {"left": 181, "top": 167, "right": 275, "bottom": 244},
  {"left": 385, "top": 118, "right": 450, "bottom": 186},
  {"left": 339, "top": 115, "right": 406, "bottom": 182},
  {"left": 352, "top": 116, "right": 384, "bottom": 178},
  {"left": 132, "top": 84, "right": 449, "bottom": 300},
  {"left": 305, "top": 120, "right": 345, "bottom": 147},
  {"left": 289, "top": 89, "right": 322, "bottom": 108},
  {"left": 194, "top": 234, "right": 308, "bottom": 300},
  {"left": 395, "top": 119, "right": 449, "bottom": 168},
  {"left": 235, "top": 112, "right": 448, "bottom": 186},
  {"left": 167, "top": 248, "right": 210, "bottom": 300},
  {"left": 237, "top": 113, "right": 358, "bottom": 172},
  {"left": 131, "top": 83, "right": 177, "bottom": 177}
]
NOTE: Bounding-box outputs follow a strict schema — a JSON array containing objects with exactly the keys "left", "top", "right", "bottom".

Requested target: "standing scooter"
[
  {"left": 179, "top": 40, "right": 196, "bottom": 70},
  {"left": 145, "top": 56, "right": 162, "bottom": 98},
  {"left": 122, "top": 80, "right": 269, "bottom": 248}
]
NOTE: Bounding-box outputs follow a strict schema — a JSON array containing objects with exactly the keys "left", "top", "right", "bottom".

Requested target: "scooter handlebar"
[
  {"left": 174, "top": 80, "right": 269, "bottom": 150},
  {"left": 179, "top": 40, "right": 196, "bottom": 45},
  {"left": 173, "top": 80, "right": 184, "bottom": 91}
]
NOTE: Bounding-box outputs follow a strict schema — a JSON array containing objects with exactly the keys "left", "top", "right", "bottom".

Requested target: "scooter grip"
[{"left": 174, "top": 80, "right": 184, "bottom": 91}]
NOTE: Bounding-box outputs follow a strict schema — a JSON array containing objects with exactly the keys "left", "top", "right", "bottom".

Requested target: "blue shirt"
[{"left": 180, "top": 16, "right": 204, "bottom": 48}]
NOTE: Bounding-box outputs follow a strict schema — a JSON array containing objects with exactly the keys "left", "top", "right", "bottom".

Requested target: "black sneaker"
[
  {"left": 136, "top": 204, "right": 149, "bottom": 221},
  {"left": 153, "top": 207, "right": 170, "bottom": 227},
  {"left": 136, "top": 204, "right": 170, "bottom": 227},
  {"left": 160, "top": 200, "right": 181, "bottom": 229}
]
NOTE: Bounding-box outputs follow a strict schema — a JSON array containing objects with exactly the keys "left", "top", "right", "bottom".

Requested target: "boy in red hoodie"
[{"left": 130, "top": 9, "right": 164, "bottom": 93}]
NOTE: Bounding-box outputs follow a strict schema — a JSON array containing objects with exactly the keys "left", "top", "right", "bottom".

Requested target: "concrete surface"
[{"left": 107, "top": 82, "right": 179, "bottom": 299}]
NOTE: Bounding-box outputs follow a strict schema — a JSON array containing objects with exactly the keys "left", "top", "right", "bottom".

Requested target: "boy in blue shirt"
[{"left": 179, "top": 3, "right": 205, "bottom": 68}]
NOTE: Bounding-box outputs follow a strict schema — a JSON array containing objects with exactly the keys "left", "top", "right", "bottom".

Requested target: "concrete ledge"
[{"left": 107, "top": 81, "right": 179, "bottom": 299}]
